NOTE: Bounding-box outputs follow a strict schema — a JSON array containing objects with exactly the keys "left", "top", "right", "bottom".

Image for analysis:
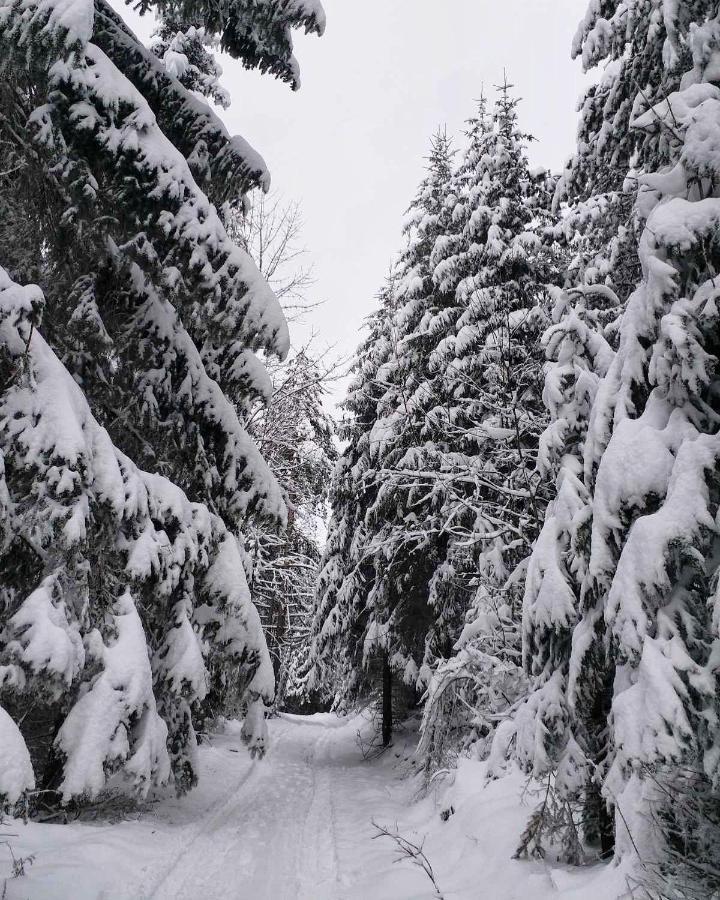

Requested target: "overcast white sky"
[{"left": 122, "top": 0, "right": 590, "bottom": 406}]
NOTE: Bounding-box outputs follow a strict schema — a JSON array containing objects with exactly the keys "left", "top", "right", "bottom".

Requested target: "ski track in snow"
[{"left": 145, "top": 720, "right": 341, "bottom": 900}]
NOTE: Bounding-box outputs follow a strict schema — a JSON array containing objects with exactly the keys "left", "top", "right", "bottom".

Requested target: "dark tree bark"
[{"left": 382, "top": 655, "right": 392, "bottom": 746}]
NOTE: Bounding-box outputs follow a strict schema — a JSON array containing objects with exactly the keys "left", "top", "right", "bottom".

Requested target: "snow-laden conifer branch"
[{"left": 0, "top": 0, "right": 325, "bottom": 806}]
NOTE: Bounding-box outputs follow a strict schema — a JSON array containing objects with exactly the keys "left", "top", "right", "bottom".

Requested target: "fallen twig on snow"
[{"left": 371, "top": 820, "right": 444, "bottom": 899}]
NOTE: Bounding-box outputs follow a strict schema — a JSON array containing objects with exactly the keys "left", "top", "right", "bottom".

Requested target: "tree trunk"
[
  {"left": 381, "top": 655, "right": 392, "bottom": 746},
  {"left": 598, "top": 797, "right": 615, "bottom": 859},
  {"left": 583, "top": 658, "right": 615, "bottom": 858},
  {"left": 584, "top": 777, "right": 615, "bottom": 858},
  {"left": 8, "top": 698, "right": 61, "bottom": 790}
]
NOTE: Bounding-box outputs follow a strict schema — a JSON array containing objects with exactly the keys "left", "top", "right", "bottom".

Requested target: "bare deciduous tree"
[{"left": 229, "top": 192, "right": 345, "bottom": 709}]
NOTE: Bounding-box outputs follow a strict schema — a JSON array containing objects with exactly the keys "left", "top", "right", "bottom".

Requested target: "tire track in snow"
[
  {"left": 142, "top": 754, "right": 263, "bottom": 899},
  {"left": 296, "top": 727, "right": 341, "bottom": 899}
]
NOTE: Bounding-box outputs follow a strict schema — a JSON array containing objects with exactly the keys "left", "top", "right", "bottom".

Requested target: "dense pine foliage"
[{"left": 310, "top": 83, "right": 560, "bottom": 747}]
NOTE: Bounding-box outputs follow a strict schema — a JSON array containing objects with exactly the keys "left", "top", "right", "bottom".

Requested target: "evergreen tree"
[
  {"left": 510, "top": 4, "right": 720, "bottom": 886},
  {"left": 315, "top": 90, "right": 559, "bottom": 753},
  {"left": 585, "top": 27, "right": 720, "bottom": 876},
  {"left": 0, "top": 266, "right": 274, "bottom": 802},
  {"left": 0, "top": 0, "right": 324, "bottom": 804},
  {"left": 509, "top": 283, "right": 616, "bottom": 854},
  {"left": 309, "top": 132, "right": 457, "bottom": 729},
  {"left": 412, "top": 85, "right": 558, "bottom": 770},
  {"left": 359, "top": 131, "right": 459, "bottom": 720}
]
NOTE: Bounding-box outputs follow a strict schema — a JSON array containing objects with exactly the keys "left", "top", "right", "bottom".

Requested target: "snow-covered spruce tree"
[
  {"left": 509, "top": 3, "right": 720, "bottom": 882},
  {"left": 313, "top": 93, "right": 559, "bottom": 753},
  {"left": 359, "top": 132, "right": 463, "bottom": 742},
  {"left": 0, "top": 268, "right": 274, "bottom": 804},
  {"left": 585, "top": 32, "right": 720, "bottom": 880},
  {"left": 552, "top": 0, "right": 708, "bottom": 313},
  {"left": 0, "top": 0, "right": 324, "bottom": 804},
  {"left": 508, "top": 283, "right": 616, "bottom": 857},
  {"left": 499, "top": 0, "right": 677, "bottom": 860},
  {"left": 414, "top": 85, "right": 559, "bottom": 772}
]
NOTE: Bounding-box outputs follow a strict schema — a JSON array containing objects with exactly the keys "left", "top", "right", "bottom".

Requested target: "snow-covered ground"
[{"left": 1, "top": 713, "right": 628, "bottom": 899}]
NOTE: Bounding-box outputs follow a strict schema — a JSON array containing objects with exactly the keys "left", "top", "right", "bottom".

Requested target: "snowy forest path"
[
  {"left": 5, "top": 713, "right": 427, "bottom": 900},
  {"left": 4, "top": 711, "right": 630, "bottom": 900},
  {"left": 120, "top": 711, "right": 418, "bottom": 900}
]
